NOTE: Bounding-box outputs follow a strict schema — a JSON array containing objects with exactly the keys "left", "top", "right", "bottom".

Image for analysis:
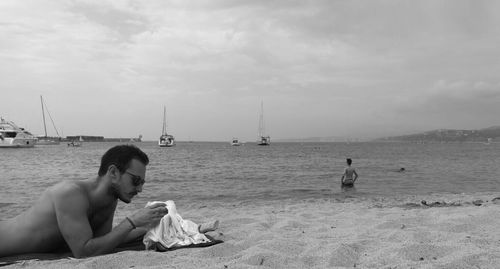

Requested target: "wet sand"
[{"left": 2, "top": 194, "right": 500, "bottom": 268}]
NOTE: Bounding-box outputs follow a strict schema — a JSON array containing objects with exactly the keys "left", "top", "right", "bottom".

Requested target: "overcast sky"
[{"left": 1, "top": 0, "right": 499, "bottom": 142}]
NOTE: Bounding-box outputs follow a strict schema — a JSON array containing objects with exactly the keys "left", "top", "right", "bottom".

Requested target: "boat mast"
[
  {"left": 258, "top": 101, "right": 265, "bottom": 137},
  {"left": 162, "top": 106, "right": 167, "bottom": 135},
  {"left": 40, "top": 95, "right": 48, "bottom": 137}
]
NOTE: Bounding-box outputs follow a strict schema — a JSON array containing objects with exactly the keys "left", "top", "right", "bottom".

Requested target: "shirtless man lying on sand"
[{"left": 0, "top": 145, "right": 169, "bottom": 258}]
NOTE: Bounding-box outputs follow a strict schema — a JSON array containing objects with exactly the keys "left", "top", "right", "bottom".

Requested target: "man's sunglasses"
[{"left": 125, "top": 171, "right": 145, "bottom": 186}]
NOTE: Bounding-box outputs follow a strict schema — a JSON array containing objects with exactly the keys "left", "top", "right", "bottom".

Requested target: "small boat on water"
[
  {"left": 68, "top": 136, "right": 83, "bottom": 147},
  {"left": 257, "top": 101, "right": 270, "bottom": 146},
  {"left": 0, "top": 117, "right": 37, "bottom": 148},
  {"left": 159, "top": 106, "right": 175, "bottom": 147},
  {"left": 67, "top": 141, "right": 82, "bottom": 147},
  {"left": 231, "top": 138, "right": 241, "bottom": 146},
  {"left": 483, "top": 138, "right": 493, "bottom": 145}
]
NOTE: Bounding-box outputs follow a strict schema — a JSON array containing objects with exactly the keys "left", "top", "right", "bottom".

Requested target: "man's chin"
[
  {"left": 119, "top": 198, "right": 131, "bottom": 204},
  {"left": 119, "top": 195, "right": 133, "bottom": 203}
]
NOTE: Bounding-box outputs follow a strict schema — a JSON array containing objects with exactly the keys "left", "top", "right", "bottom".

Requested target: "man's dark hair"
[
  {"left": 346, "top": 158, "right": 352, "bottom": 165},
  {"left": 98, "top": 145, "right": 149, "bottom": 176}
]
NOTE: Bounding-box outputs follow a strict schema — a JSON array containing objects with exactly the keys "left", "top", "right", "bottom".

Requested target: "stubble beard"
[{"left": 109, "top": 182, "right": 131, "bottom": 204}]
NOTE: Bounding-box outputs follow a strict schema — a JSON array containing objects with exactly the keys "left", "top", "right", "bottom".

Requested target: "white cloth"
[{"left": 143, "top": 200, "right": 211, "bottom": 250}]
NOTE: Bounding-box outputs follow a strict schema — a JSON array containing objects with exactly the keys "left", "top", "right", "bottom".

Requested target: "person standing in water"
[{"left": 341, "top": 158, "right": 358, "bottom": 187}]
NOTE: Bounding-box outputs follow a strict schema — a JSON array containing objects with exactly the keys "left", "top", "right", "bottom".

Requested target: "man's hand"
[{"left": 127, "top": 203, "right": 168, "bottom": 228}]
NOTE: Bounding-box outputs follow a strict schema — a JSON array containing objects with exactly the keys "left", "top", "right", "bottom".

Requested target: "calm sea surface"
[{"left": 1, "top": 141, "right": 499, "bottom": 219}]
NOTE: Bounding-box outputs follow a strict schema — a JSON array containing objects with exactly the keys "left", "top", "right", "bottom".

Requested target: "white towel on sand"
[{"left": 143, "top": 200, "right": 211, "bottom": 250}]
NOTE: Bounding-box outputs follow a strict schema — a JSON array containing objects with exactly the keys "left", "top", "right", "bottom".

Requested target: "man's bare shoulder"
[
  {"left": 47, "top": 181, "right": 90, "bottom": 208},
  {"left": 47, "top": 180, "right": 86, "bottom": 194}
]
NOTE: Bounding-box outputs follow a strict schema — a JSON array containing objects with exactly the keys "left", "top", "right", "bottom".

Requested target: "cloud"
[
  {"left": 1, "top": 0, "right": 500, "bottom": 140},
  {"left": 388, "top": 79, "right": 500, "bottom": 131},
  {"left": 66, "top": 0, "right": 151, "bottom": 43}
]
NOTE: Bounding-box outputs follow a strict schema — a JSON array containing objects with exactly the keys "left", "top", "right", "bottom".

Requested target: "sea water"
[{"left": 1, "top": 141, "right": 499, "bottom": 220}]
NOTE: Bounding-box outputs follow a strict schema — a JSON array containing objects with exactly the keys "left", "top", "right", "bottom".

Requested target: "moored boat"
[
  {"left": 257, "top": 101, "right": 270, "bottom": 146},
  {"left": 159, "top": 134, "right": 175, "bottom": 147},
  {"left": 67, "top": 136, "right": 83, "bottom": 147},
  {"left": 258, "top": 136, "right": 270, "bottom": 146},
  {"left": 0, "top": 117, "right": 37, "bottom": 148},
  {"left": 159, "top": 106, "right": 175, "bottom": 147},
  {"left": 231, "top": 138, "right": 241, "bottom": 146},
  {"left": 67, "top": 141, "right": 82, "bottom": 147}
]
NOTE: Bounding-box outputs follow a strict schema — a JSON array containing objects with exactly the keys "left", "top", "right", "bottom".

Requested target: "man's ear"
[{"left": 107, "top": 164, "right": 120, "bottom": 180}]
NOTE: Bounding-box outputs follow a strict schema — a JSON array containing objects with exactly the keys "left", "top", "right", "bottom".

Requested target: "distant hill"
[
  {"left": 375, "top": 126, "right": 500, "bottom": 142},
  {"left": 273, "top": 136, "right": 364, "bottom": 143}
]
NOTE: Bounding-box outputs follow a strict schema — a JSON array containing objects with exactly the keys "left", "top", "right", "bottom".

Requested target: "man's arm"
[
  {"left": 353, "top": 170, "right": 359, "bottom": 182},
  {"left": 124, "top": 227, "right": 148, "bottom": 243},
  {"left": 52, "top": 185, "right": 134, "bottom": 258},
  {"left": 340, "top": 168, "right": 346, "bottom": 183},
  {"left": 93, "top": 203, "right": 116, "bottom": 238},
  {"left": 96, "top": 210, "right": 148, "bottom": 244},
  {"left": 93, "top": 205, "right": 148, "bottom": 244}
]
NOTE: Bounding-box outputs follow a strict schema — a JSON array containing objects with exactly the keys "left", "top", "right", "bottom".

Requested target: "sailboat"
[
  {"left": 158, "top": 106, "right": 175, "bottom": 147},
  {"left": 37, "top": 95, "right": 61, "bottom": 145},
  {"left": 257, "top": 101, "right": 270, "bottom": 146}
]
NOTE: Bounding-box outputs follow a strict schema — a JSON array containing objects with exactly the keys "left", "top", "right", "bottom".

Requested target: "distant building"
[
  {"left": 65, "top": 135, "right": 142, "bottom": 142},
  {"left": 66, "top": 135, "right": 104, "bottom": 142}
]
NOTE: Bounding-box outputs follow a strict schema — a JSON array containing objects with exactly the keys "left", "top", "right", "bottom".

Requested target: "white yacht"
[{"left": 0, "top": 117, "right": 37, "bottom": 148}]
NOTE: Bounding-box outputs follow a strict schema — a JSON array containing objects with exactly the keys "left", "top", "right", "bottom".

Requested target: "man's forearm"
[
  {"left": 77, "top": 219, "right": 134, "bottom": 258},
  {"left": 124, "top": 227, "right": 147, "bottom": 243}
]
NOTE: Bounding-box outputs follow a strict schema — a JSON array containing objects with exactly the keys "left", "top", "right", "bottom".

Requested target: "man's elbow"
[
  {"left": 72, "top": 253, "right": 85, "bottom": 259},
  {"left": 71, "top": 242, "right": 102, "bottom": 258},
  {"left": 72, "top": 249, "right": 104, "bottom": 259},
  {"left": 72, "top": 250, "right": 89, "bottom": 259}
]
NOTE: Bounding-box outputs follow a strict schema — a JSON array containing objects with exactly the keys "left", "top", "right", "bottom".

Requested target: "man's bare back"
[
  {"left": 340, "top": 158, "right": 358, "bottom": 186},
  {"left": 0, "top": 181, "right": 116, "bottom": 256},
  {"left": 0, "top": 145, "right": 168, "bottom": 258}
]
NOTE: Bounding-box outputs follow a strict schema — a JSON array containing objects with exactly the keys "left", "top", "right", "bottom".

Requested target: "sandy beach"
[{"left": 2, "top": 194, "right": 500, "bottom": 269}]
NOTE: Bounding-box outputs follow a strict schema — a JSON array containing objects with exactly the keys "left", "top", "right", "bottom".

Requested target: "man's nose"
[{"left": 136, "top": 185, "right": 143, "bottom": 193}]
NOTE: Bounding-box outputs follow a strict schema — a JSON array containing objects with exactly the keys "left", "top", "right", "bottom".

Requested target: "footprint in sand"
[
  {"left": 245, "top": 253, "right": 284, "bottom": 267},
  {"left": 399, "top": 244, "right": 454, "bottom": 261},
  {"left": 328, "top": 243, "right": 363, "bottom": 267},
  {"left": 199, "top": 242, "right": 245, "bottom": 258},
  {"left": 260, "top": 239, "right": 306, "bottom": 256}
]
